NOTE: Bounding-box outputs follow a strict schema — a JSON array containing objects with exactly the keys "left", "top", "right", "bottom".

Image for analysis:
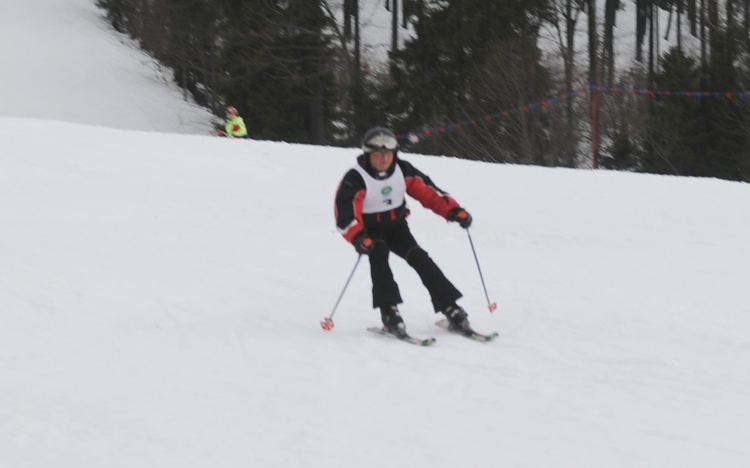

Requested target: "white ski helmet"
[{"left": 362, "top": 127, "right": 398, "bottom": 153}]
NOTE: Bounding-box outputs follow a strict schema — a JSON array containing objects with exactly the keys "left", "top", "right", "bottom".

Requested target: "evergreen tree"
[
  {"left": 639, "top": 49, "right": 707, "bottom": 176},
  {"left": 97, "top": 0, "right": 344, "bottom": 144},
  {"left": 159, "top": 0, "right": 222, "bottom": 108},
  {"left": 387, "top": 0, "right": 556, "bottom": 163},
  {"left": 216, "top": 0, "right": 341, "bottom": 144},
  {"left": 639, "top": 36, "right": 750, "bottom": 182},
  {"left": 699, "top": 26, "right": 750, "bottom": 180}
]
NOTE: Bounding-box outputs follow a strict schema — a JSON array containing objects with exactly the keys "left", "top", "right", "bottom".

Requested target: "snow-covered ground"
[
  {"left": 0, "top": 0, "right": 213, "bottom": 133},
  {"left": 2, "top": 1, "right": 750, "bottom": 467}
]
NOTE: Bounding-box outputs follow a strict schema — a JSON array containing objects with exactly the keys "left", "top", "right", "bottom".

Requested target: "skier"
[
  {"left": 334, "top": 126, "right": 474, "bottom": 338},
  {"left": 218, "top": 106, "right": 248, "bottom": 138}
]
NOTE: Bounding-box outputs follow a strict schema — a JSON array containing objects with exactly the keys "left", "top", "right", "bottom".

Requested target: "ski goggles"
[{"left": 364, "top": 134, "right": 398, "bottom": 151}]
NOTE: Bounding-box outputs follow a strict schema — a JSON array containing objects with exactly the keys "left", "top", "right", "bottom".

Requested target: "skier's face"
[{"left": 369, "top": 149, "right": 394, "bottom": 172}]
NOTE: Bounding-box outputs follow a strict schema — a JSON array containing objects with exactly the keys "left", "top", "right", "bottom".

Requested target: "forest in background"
[{"left": 96, "top": 0, "right": 750, "bottom": 182}]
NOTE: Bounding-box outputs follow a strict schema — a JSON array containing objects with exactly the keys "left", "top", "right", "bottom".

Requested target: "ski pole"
[
  {"left": 466, "top": 228, "right": 497, "bottom": 312},
  {"left": 321, "top": 254, "right": 363, "bottom": 330}
]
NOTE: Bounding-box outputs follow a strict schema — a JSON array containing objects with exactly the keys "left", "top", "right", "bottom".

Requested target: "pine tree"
[
  {"left": 387, "top": 0, "right": 555, "bottom": 163},
  {"left": 214, "top": 0, "right": 342, "bottom": 144},
  {"left": 639, "top": 49, "right": 706, "bottom": 176}
]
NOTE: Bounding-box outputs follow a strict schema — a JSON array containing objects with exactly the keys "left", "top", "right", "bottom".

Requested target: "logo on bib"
[{"left": 381, "top": 186, "right": 393, "bottom": 195}]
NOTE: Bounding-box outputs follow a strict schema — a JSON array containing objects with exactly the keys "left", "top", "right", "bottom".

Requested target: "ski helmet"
[
  {"left": 226, "top": 106, "right": 238, "bottom": 116},
  {"left": 362, "top": 127, "right": 398, "bottom": 153}
]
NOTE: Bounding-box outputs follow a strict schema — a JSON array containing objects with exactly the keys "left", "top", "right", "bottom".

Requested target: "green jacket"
[{"left": 225, "top": 116, "right": 248, "bottom": 138}]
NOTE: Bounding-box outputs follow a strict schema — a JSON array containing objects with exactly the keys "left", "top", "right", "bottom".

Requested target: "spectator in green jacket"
[{"left": 220, "top": 106, "right": 248, "bottom": 138}]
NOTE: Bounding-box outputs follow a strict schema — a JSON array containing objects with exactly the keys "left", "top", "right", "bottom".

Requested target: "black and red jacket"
[{"left": 334, "top": 154, "right": 462, "bottom": 244}]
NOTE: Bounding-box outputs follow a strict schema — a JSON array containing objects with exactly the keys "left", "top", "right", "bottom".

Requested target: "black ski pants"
[{"left": 366, "top": 219, "right": 461, "bottom": 313}]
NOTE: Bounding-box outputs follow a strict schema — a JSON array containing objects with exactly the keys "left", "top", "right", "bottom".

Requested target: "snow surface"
[
  {"left": 0, "top": 0, "right": 214, "bottom": 133},
  {"left": 2, "top": 1, "right": 750, "bottom": 467}
]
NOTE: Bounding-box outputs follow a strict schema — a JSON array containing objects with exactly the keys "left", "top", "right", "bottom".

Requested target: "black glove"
[
  {"left": 353, "top": 232, "right": 374, "bottom": 255},
  {"left": 448, "top": 208, "right": 472, "bottom": 229}
]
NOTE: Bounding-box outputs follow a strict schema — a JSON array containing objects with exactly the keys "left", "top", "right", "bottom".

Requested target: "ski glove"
[
  {"left": 353, "top": 232, "right": 374, "bottom": 255},
  {"left": 448, "top": 208, "right": 473, "bottom": 229}
]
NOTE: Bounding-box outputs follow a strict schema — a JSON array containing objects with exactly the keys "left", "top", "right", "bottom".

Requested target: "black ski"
[
  {"left": 366, "top": 327, "right": 437, "bottom": 346},
  {"left": 435, "top": 319, "right": 498, "bottom": 343}
]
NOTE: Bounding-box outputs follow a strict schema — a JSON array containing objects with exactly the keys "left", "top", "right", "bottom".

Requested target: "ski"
[
  {"left": 435, "top": 319, "right": 499, "bottom": 343},
  {"left": 366, "top": 327, "right": 437, "bottom": 346}
]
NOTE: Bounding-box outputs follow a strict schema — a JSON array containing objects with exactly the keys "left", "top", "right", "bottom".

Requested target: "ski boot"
[
  {"left": 380, "top": 306, "right": 408, "bottom": 338},
  {"left": 442, "top": 304, "right": 472, "bottom": 335}
]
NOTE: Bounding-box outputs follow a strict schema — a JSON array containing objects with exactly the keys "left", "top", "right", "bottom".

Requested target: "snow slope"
[
  {"left": 2, "top": 1, "right": 750, "bottom": 467},
  {"left": 0, "top": 0, "right": 213, "bottom": 133}
]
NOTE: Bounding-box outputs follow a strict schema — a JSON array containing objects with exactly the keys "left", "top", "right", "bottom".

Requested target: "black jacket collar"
[{"left": 357, "top": 153, "right": 398, "bottom": 180}]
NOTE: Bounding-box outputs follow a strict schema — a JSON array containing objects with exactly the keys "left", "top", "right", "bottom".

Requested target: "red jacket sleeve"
[
  {"left": 334, "top": 170, "right": 367, "bottom": 243},
  {"left": 400, "top": 160, "right": 461, "bottom": 218}
]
